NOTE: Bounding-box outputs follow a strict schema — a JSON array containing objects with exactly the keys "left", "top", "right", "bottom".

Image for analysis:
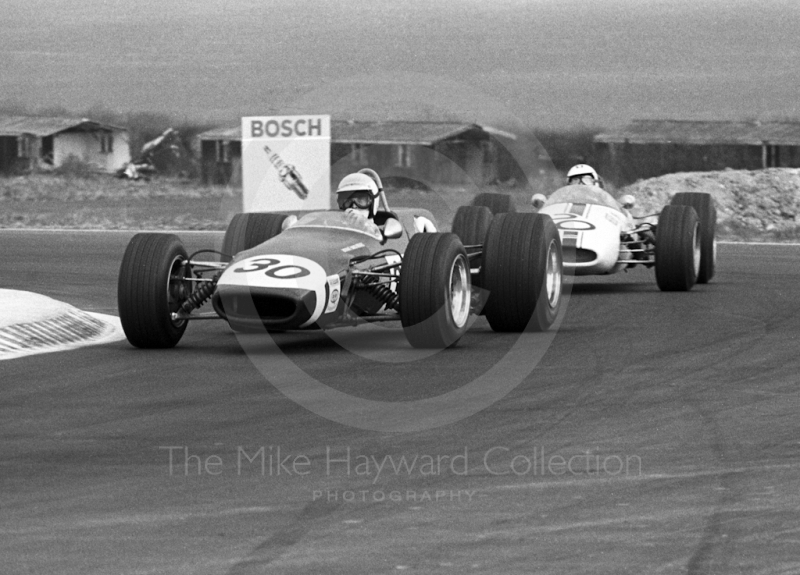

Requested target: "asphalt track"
[{"left": 2, "top": 229, "right": 800, "bottom": 575}]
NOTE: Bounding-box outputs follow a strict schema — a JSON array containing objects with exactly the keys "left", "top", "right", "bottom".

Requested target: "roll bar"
[{"left": 358, "top": 168, "right": 390, "bottom": 212}]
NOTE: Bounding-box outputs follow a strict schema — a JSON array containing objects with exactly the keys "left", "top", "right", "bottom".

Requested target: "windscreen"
[
  {"left": 291, "top": 210, "right": 383, "bottom": 241},
  {"left": 545, "top": 185, "right": 622, "bottom": 211}
]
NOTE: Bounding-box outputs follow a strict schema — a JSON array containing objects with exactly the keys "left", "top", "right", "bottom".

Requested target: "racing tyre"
[
  {"left": 670, "top": 192, "right": 716, "bottom": 283},
  {"left": 482, "top": 213, "right": 563, "bottom": 332},
  {"left": 451, "top": 205, "right": 493, "bottom": 247},
  {"left": 472, "top": 192, "right": 516, "bottom": 215},
  {"left": 451, "top": 205, "right": 492, "bottom": 313},
  {"left": 399, "top": 233, "right": 471, "bottom": 348},
  {"left": 118, "top": 233, "right": 192, "bottom": 348},
  {"left": 222, "top": 213, "right": 288, "bottom": 261},
  {"left": 655, "top": 205, "right": 700, "bottom": 291}
]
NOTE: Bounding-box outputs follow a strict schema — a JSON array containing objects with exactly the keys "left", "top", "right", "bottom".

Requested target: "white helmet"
[
  {"left": 567, "top": 164, "right": 599, "bottom": 186},
  {"left": 336, "top": 173, "right": 379, "bottom": 217}
]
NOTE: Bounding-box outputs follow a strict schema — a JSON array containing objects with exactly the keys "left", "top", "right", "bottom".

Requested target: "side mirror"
[
  {"left": 620, "top": 194, "right": 636, "bottom": 210},
  {"left": 382, "top": 217, "right": 403, "bottom": 239},
  {"left": 531, "top": 194, "right": 547, "bottom": 209}
]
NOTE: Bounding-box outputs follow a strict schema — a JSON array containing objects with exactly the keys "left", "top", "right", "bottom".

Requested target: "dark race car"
[{"left": 117, "top": 170, "right": 564, "bottom": 350}]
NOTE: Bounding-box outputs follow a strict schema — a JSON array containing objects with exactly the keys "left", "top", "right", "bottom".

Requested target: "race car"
[
  {"left": 117, "top": 169, "right": 564, "bottom": 350},
  {"left": 529, "top": 184, "right": 716, "bottom": 291}
]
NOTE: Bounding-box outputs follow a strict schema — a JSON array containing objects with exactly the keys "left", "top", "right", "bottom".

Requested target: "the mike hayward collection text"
[{"left": 160, "top": 446, "right": 642, "bottom": 481}]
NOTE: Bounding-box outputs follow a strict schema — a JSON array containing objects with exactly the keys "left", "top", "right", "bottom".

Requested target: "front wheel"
[
  {"left": 670, "top": 192, "right": 716, "bottom": 283},
  {"left": 399, "top": 233, "right": 471, "bottom": 349},
  {"left": 118, "top": 233, "right": 192, "bottom": 348},
  {"left": 482, "top": 213, "right": 563, "bottom": 332},
  {"left": 222, "top": 212, "right": 288, "bottom": 261},
  {"left": 655, "top": 205, "right": 700, "bottom": 291},
  {"left": 451, "top": 205, "right": 492, "bottom": 248}
]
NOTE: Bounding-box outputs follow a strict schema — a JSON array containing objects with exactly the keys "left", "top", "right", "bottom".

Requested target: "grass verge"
[{"left": 0, "top": 174, "right": 530, "bottom": 231}]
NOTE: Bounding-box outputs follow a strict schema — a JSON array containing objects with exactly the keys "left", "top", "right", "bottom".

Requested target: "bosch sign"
[
  {"left": 249, "top": 117, "right": 328, "bottom": 139},
  {"left": 241, "top": 114, "right": 331, "bottom": 212}
]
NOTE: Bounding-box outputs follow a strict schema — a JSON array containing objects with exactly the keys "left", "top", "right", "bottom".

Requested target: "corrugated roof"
[
  {"left": 197, "top": 125, "right": 242, "bottom": 141},
  {"left": 198, "top": 121, "right": 486, "bottom": 144},
  {"left": 0, "top": 115, "right": 124, "bottom": 137},
  {"left": 333, "top": 121, "right": 480, "bottom": 145},
  {"left": 595, "top": 120, "right": 800, "bottom": 146}
]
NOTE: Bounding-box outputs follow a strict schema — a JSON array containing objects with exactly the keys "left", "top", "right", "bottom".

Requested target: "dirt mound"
[{"left": 620, "top": 168, "right": 800, "bottom": 241}]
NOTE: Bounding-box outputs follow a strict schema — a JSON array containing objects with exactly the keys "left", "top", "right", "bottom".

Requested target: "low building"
[
  {"left": 197, "top": 125, "right": 242, "bottom": 186},
  {"left": 198, "top": 120, "right": 520, "bottom": 187},
  {"left": 0, "top": 115, "right": 131, "bottom": 175},
  {"left": 594, "top": 120, "right": 800, "bottom": 185}
]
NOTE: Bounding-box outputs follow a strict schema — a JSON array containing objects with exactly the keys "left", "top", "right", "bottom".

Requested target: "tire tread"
[
  {"left": 399, "top": 233, "right": 469, "bottom": 348},
  {"left": 118, "top": 233, "right": 189, "bottom": 348},
  {"left": 655, "top": 205, "right": 700, "bottom": 291},
  {"left": 483, "top": 213, "right": 562, "bottom": 332},
  {"left": 670, "top": 192, "right": 716, "bottom": 283}
]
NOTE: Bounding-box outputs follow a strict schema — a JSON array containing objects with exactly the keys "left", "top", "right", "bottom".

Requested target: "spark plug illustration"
[{"left": 264, "top": 145, "right": 309, "bottom": 200}]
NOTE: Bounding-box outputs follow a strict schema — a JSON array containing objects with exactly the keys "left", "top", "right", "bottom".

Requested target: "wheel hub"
[
  {"left": 449, "top": 254, "right": 470, "bottom": 328},
  {"left": 545, "top": 239, "right": 562, "bottom": 310}
]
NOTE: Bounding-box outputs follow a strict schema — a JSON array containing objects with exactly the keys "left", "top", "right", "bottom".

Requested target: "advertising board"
[{"left": 241, "top": 115, "right": 331, "bottom": 212}]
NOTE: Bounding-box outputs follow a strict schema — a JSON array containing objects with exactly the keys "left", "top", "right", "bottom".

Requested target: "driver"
[
  {"left": 566, "top": 164, "right": 604, "bottom": 188},
  {"left": 336, "top": 171, "right": 437, "bottom": 235},
  {"left": 336, "top": 172, "right": 380, "bottom": 219}
]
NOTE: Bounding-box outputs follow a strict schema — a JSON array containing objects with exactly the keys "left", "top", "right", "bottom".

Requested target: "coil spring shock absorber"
[
  {"left": 180, "top": 273, "right": 220, "bottom": 314},
  {"left": 364, "top": 278, "right": 400, "bottom": 311}
]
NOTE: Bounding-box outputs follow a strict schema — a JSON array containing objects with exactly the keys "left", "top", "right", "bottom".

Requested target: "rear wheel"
[
  {"left": 399, "top": 233, "right": 471, "bottom": 349},
  {"left": 472, "top": 192, "right": 516, "bottom": 215},
  {"left": 655, "top": 205, "right": 700, "bottom": 291},
  {"left": 118, "top": 233, "right": 192, "bottom": 348},
  {"left": 670, "top": 192, "right": 716, "bottom": 283},
  {"left": 482, "top": 213, "right": 563, "bottom": 332},
  {"left": 222, "top": 213, "right": 288, "bottom": 261}
]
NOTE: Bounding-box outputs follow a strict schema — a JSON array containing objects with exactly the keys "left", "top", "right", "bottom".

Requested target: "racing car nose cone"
[{"left": 213, "top": 286, "right": 317, "bottom": 331}]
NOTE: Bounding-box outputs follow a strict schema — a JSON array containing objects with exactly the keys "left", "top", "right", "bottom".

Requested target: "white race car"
[{"left": 532, "top": 185, "right": 716, "bottom": 291}]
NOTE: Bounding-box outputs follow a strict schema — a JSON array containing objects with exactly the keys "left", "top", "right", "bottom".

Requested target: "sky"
[{"left": 1, "top": 0, "right": 798, "bottom": 131}]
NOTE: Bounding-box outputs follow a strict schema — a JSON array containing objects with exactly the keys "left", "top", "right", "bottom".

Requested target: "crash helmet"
[
  {"left": 336, "top": 173, "right": 379, "bottom": 217},
  {"left": 567, "top": 164, "right": 599, "bottom": 186}
]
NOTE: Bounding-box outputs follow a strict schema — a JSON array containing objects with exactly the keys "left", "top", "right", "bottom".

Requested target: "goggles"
[
  {"left": 337, "top": 190, "right": 374, "bottom": 210},
  {"left": 569, "top": 174, "right": 596, "bottom": 185}
]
